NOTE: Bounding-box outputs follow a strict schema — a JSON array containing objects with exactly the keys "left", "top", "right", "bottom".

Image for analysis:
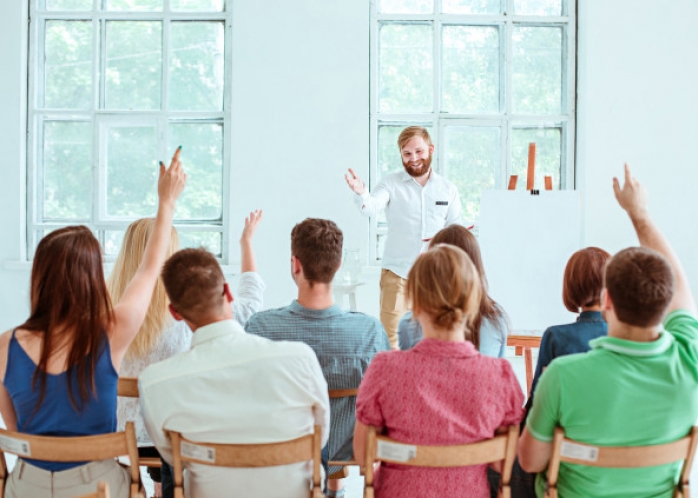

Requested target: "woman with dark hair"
[
  {"left": 397, "top": 224, "right": 509, "bottom": 357},
  {"left": 489, "top": 246, "right": 612, "bottom": 498},
  {"left": 0, "top": 149, "right": 186, "bottom": 498},
  {"left": 354, "top": 245, "right": 523, "bottom": 497},
  {"left": 529, "top": 246, "right": 611, "bottom": 395}
]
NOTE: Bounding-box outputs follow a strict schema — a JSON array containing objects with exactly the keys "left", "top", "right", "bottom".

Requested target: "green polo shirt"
[{"left": 528, "top": 310, "right": 698, "bottom": 498}]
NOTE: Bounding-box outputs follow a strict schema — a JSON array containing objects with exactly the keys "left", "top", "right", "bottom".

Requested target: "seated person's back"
[
  {"left": 397, "top": 224, "right": 510, "bottom": 356},
  {"left": 0, "top": 151, "right": 186, "bottom": 498},
  {"left": 519, "top": 165, "right": 698, "bottom": 498},
  {"left": 528, "top": 246, "right": 611, "bottom": 397},
  {"left": 245, "top": 218, "right": 389, "bottom": 480},
  {"left": 354, "top": 245, "right": 524, "bottom": 498},
  {"left": 140, "top": 248, "right": 330, "bottom": 498}
]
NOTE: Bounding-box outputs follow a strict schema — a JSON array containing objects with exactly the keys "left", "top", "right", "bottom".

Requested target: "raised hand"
[
  {"left": 612, "top": 163, "right": 648, "bottom": 218},
  {"left": 241, "top": 209, "right": 263, "bottom": 244},
  {"left": 344, "top": 168, "right": 366, "bottom": 195},
  {"left": 158, "top": 146, "right": 187, "bottom": 208}
]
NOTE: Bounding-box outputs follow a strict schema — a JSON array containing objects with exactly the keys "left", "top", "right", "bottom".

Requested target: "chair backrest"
[
  {"left": 117, "top": 376, "right": 139, "bottom": 398},
  {"left": 545, "top": 426, "right": 698, "bottom": 498},
  {"left": 73, "top": 481, "right": 110, "bottom": 498},
  {"left": 168, "top": 425, "right": 324, "bottom": 498},
  {"left": 506, "top": 335, "right": 542, "bottom": 397},
  {"left": 362, "top": 425, "right": 519, "bottom": 498},
  {"left": 116, "top": 376, "right": 162, "bottom": 469},
  {"left": 0, "top": 422, "right": 140, "bottom": 498}
]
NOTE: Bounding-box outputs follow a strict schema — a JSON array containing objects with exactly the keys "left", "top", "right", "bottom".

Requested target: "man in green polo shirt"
[{"left": 518, "top": 164, "right": 698, "bottom": 498}]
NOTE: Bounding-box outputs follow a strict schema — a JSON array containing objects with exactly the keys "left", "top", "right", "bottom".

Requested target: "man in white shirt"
[
  {"left": 139, "top": 248, "right": 330, "bottom": 498},
  {"left": 344, "top": 126, "right": 462, "bottom": 348}
]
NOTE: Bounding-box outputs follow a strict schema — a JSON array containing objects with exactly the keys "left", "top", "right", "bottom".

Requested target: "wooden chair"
[
  {"left": 117, "top": 377, "right": 161, "bottom": 469},
  {"left": 169, "top": 425, "right": 324, "bottom": 498},
  {"left": 74, "top": 481, "right": 109, "bottom": 498},
  {"left": 327, "top": 387, "right": 360, "bottom": 480},
  {"left": 0, "top": 422, "right": 141, "bottom": 498},
  {"left": 506, "top": 335, "right": 542, "bottom": 397},
  {"left": 362, "top": 425, "right": 519, "bottom": 498},
  {"left": 545, "top": 426, "right": 698, "bottom": 498}
]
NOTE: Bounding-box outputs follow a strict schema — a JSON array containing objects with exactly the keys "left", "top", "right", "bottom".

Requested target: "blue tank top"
[{"left": 3, "top": 330, "right": 118, "bottom": 471}]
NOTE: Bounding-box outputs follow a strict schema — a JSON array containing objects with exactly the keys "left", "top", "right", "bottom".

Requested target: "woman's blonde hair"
[
  {"left": 107, "top": 219, "right": 180, "bottom": 360},
  {"left": 407, "top": 245, "right": 482, "bottom": 338}
]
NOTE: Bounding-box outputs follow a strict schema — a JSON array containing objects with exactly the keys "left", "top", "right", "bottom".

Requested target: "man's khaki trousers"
[{"left": 380, "top": 269, "right": 409, "bottom": 350}]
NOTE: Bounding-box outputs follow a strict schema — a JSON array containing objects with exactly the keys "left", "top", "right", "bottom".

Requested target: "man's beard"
[{"left": 402, "top": 153, "right": 432, "bottom": 178}]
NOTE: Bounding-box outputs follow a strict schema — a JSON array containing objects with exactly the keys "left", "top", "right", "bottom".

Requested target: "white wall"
[
  {"left": 1, "top": 0, "right": 698, "bottom": 329},
  {"left": 577, "top": 0, "right": 698, "bottom": 291}
]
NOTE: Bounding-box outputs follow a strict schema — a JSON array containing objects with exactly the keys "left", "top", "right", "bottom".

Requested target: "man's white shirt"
[
  {"left": 139, "top": 319, "right": 330, "bottom": 498},
  {"left": 354, "top": 169, "right": 463, "bottom": 278}
]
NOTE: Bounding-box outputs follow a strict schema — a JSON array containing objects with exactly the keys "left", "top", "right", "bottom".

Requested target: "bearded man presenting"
[{"left": 344, "top": 126, "right": 462, "bottom": 349}]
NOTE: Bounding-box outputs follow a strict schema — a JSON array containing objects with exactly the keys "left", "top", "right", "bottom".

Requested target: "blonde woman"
[
  {"left": 353, "top": 245, "right": 524, "bottom": 498},
  {"left": 109, "top": 211, "right": 265, "bottom": 495}
]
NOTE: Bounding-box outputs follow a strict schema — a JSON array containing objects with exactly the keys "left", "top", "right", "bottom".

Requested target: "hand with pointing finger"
[
  {"left": 344, "top": 168, "right": 366, "bottom": 195},
  {"left": 612, "top": 163, "right": 648, "bottom": 219},
  {"left": 158, "top": 146, "right": 187, "bottom": 209}
]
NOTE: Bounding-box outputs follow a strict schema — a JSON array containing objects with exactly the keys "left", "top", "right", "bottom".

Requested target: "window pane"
[
  {"left": 379, "top": 0, "right": 433, "bottom": 14},
  {"left": 442, "top": 0, "right": 501, "bottom": 14},
  {"left": 104, "top": 230, "right": 125, "bottom": 256},
  {"left": 511, "top": 127, "right": 561, "bottom": 190},
  {"left": 46, "top": 0, "right": 92, "bottom": 10},
  {"left": 512, "top": 27, "right": 562, "bottom": 115},
  {"left": 44, "top": 21, "right": 92, "bottom": 110},
  {"left": 105, "top": 125, "right": 158, "bottom": 217},
  {"left": 178, "top": 231, "right": 222, "bottom": 256},
  {"left": 379, "top": 23, "right": 433, "bottom": 113},
  {"left": 513, "top": 0, "right": 562, "bottom": 16},
  {"left": 106, "top": 22, "right": 162, "bottom": 110},
  {"left": 171, "top": 0, "right": 224, "bottom": 12},
  {"left": 377, "top": 126, "right": 404, "bottom": 183},
  {"left": 443, "top": 126, "right": 500, "bottom": 222},
  {"left": 43, "top": 121, "right": 92, "bottom": 220},
  {"left": 105, "top": 0, "right": 163, "bottom": 11},
  {"left": 442, "top": 26, "right": 499, "bottom": 114},
  {"left": 169, "top": 22, "right": 224, "bottom": 111},
  {"left": 168, "top": 123, "right": 223, "bottom": 220}
]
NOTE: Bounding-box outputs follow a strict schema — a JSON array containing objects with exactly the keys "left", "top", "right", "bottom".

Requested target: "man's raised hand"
[
  {"left": 612, "top": 163, "right": 648, "bottom": 219},
  {"left": 344, "top": 168, "right": 366, "bottom": 195}
]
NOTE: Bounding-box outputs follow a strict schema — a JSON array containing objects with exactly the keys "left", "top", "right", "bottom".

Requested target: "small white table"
[{"left": 333, "top": 282, "right": 365, "bottom": 311}]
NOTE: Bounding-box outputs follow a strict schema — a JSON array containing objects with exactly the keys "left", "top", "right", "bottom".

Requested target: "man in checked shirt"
[{"left": 245, "top": 218, "right": 389, "bottom": 498}]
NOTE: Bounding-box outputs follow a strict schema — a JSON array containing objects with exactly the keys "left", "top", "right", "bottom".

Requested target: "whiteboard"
[{"left": 479, "top": 190, "right": 582, "bottom": 332}]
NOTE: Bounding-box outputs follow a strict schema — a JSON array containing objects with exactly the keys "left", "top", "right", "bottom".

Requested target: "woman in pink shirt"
[{"left": 353, "top": 245, "right": 524, "bottom": 498}]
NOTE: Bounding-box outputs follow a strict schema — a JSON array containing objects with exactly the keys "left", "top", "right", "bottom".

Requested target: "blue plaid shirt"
[{"left": 245, "top": 301, "right": 389, "bottom": 472}]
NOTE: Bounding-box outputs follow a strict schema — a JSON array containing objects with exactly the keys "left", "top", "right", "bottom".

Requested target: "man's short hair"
[
  {"left": 563, "top": 247, "right": 611, "bottom": 313},
  {"left": 161, "top": 247, "right": 226, "bottom": 322},
  {"left": 291, "top": 218, "right": 343, "bottom": 285},
  {"left": 605, "top": 247, "right": 675, "bottom": 327},
  {"left": 397, "top": 126, "right": 433, "bottom": 151}
]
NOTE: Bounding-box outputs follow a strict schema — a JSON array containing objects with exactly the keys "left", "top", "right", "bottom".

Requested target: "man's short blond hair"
[{"left": 397, "top": 126, "right": 433, "bottom": 151}]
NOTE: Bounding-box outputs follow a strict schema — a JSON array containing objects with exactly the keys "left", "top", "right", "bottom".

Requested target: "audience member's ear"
[
  {"left": 291, "top": 255, "right": 302, "bottom": 277},
  {"left": 223, "top": 283, "right": 234, "bottom": 304},
  {"left": 169, "top": 303, "right": 185, "bottom": 321},
  {"left": 601, "top": 288, "right": 612, "bottom": 311}
]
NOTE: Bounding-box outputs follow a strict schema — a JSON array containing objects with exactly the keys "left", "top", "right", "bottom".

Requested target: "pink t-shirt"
[{"left": 356, "top": 338, "right": 524, "bottom": 498}]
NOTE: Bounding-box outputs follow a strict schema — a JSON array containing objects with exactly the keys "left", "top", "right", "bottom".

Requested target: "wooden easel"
[{"left": 507, "top": 143, "right": 553, "bottom": 192}]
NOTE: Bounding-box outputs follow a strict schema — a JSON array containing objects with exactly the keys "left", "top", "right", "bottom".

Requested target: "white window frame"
[
  {"left": 26, "top": 0, "right": 233, "bottom": 262},
  {"left": 369, "top": 0, "right": 576, "bottom": 262}
]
